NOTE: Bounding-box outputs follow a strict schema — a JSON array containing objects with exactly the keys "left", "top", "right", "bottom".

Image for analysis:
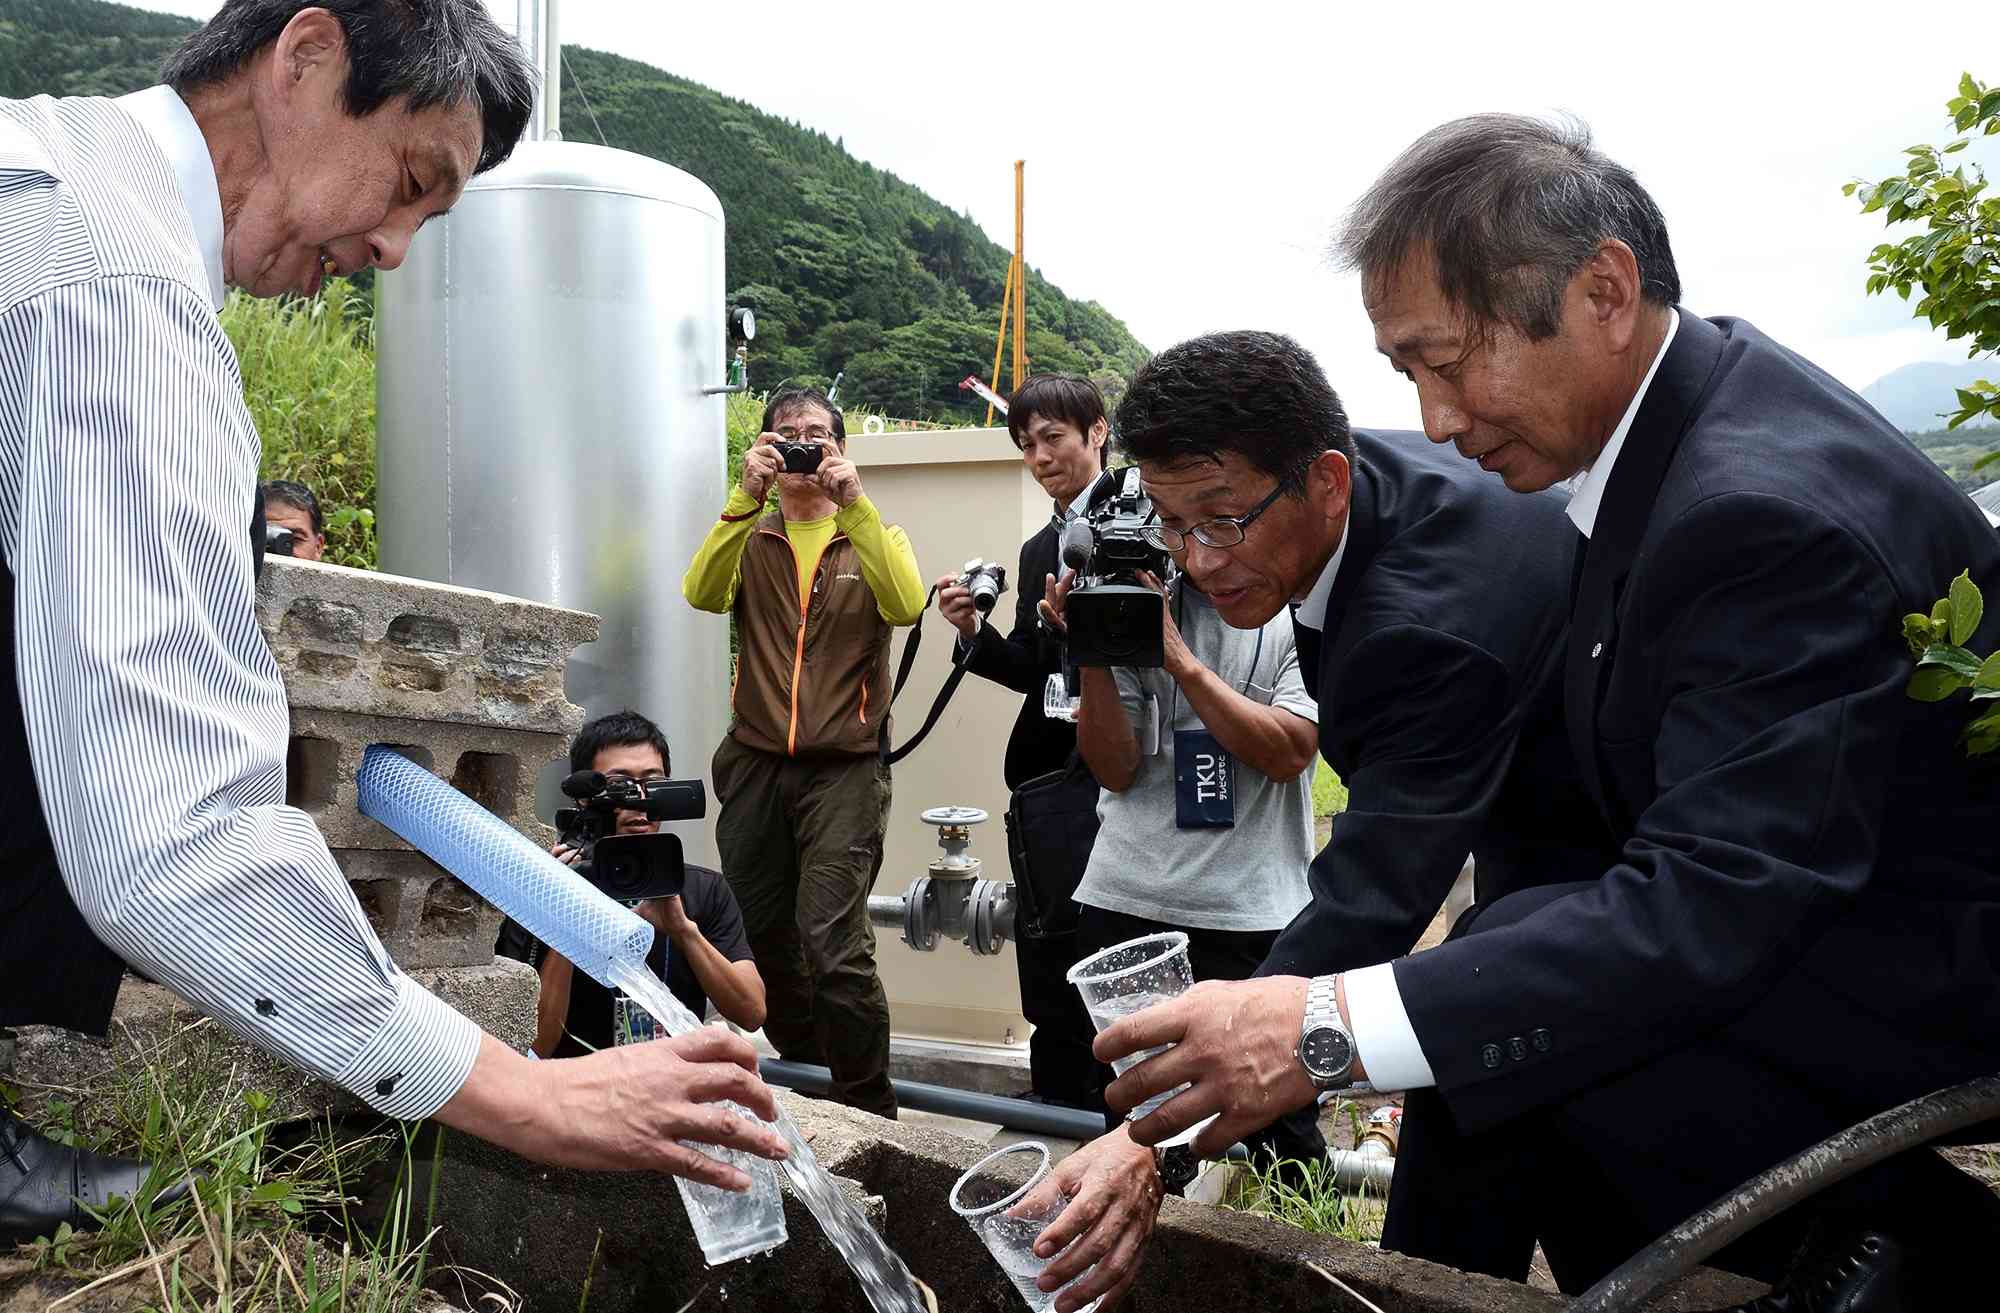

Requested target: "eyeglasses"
[
  {"left": 776, "top": 425, "right": 836, "bottom": 444},
  {"left": 1142, "top": 483, "right": 1288, "bottom": 552}
]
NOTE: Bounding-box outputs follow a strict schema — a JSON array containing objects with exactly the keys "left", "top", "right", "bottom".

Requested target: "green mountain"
[
  {"left": 0, "top": 0, "right": 191, "bottom": 99},
  {"left": 2, "top": 0, "right": 1149, "bottom": 420}
]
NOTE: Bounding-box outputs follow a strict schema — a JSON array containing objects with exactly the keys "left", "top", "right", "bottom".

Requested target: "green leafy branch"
[
  {"left": 1844, "top": 71, "right": 2000, "bottom": 437},
  {"left": 1902, "top": 570, "right": 2000, "bottom": 754}
]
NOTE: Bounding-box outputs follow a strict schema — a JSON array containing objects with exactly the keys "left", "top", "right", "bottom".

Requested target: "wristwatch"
[{"left": 1297, "top": 975, "right": 1356, "bottom": 1091}]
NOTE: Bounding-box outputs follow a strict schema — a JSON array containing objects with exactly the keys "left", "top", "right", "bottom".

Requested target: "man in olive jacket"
[{"left": 683, "top": 388, "right": 926, "bottom": 1117}]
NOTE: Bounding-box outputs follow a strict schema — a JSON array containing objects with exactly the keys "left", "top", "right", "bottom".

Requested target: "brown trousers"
[{"left": 712, "top": 735, "right": 896, "bottom": 1118}]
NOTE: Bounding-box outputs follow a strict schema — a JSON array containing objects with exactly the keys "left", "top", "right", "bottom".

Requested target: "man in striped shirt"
[{"left": 1, "top": 1, "right": 784, "bottom": 1247}]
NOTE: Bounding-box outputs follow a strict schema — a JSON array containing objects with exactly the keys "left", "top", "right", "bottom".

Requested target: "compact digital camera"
[{"left": 775, "top": 441, "right": 825, "bottom": 475}]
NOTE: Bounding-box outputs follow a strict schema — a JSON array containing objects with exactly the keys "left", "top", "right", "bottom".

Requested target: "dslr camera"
[
  {"left": 774, "top": 441, "right": 825, "bottom": 475},
  {"left": 554, "top": 770, "right": 707, "bottom": 903},
  {"left": 264, "top": 522, "right": 297, "bottom": 558},
  {"left": 955, "top": 558, "right": 1009, "bottom": 617},
  {"left": 1058, "top": 467, "right": 1171, "bottom": 668}
]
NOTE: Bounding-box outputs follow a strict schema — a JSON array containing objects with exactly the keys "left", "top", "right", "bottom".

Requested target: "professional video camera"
[
  {"left": 1058, "top": 467, "right": 1169, "bottom": 668},
  {"left": 553, "top": 770, "right": 706, "bottom": 903},
  {"left": 774, "top": 441, "right": 825, "bottom": 475},
  {"left": 955, "top": 558, "right": 1009, "bottom": 617}
]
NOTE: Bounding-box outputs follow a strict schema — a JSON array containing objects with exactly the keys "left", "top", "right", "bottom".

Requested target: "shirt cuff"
[
  {"left": 1344, "top": 962, "right": 1437, "bottom": 1092},
  {"left": 334, "top": 973, "right": 484, "bottom": 1120}
]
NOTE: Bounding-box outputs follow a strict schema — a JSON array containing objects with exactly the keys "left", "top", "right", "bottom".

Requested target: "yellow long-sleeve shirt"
[{"left": 681, "top": 487, "right": 927, "bottom": 626}]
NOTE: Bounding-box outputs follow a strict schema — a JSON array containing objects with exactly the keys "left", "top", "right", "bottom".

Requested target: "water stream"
[
  {"left": 351, "top": 746, "right": 930, "bottom": 1313},
  {"left": 611, "top": 964, "right": 932, "bottom": 1313}
]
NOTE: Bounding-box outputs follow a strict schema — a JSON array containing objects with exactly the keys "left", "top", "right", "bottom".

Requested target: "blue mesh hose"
[
  {"left": 355, "top": 744, "right": 934, "bottom": 1305},
  {"left": 355, "top": 744, "right": 653, "bottom": 982}
]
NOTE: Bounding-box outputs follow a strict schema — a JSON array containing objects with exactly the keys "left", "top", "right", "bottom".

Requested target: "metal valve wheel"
[{"left": 919, "top": 805, "right": 987, "bottom": 827}]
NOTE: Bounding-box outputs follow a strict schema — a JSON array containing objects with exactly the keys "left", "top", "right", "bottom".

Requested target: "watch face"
[{"left": 1303, "top": 1026, "right": 1353, "bottom": 1080}]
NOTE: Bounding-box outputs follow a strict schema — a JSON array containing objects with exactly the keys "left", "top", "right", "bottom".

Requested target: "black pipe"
[
  {"left": 762, "top": 1057, "right": 1251, "bottom": 1160},
  {"left": 1567, "top": 1074, "right": 2000, "bottom": 1313}
]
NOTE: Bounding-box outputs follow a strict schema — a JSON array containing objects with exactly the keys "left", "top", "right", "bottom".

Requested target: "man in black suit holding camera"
[{"left": 935, "top": 374, "right": 1112, "bottom": 1110}]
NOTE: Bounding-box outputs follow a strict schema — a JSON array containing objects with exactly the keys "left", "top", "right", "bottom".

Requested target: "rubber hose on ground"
[{"left": 1567, "top": 1074, "right": 2000, "bottom": 1313}]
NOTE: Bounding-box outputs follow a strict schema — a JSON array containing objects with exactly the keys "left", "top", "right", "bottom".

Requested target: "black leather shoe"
[
  {"left": 1, "top": 1108, "right": 195, "bottom": 1247},
  {"left": 1719, "top": 1228, "right": 1910, "bottom": 1313}
]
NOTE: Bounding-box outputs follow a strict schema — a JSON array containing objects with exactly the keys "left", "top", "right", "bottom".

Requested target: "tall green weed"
[{"left": 221, "top": 280, "right": 378, "bottom": 568}]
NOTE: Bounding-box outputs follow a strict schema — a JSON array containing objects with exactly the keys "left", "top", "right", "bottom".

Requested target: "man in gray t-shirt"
[
  {"left": 1077, "top": 583, "right": 1316, "bottom": 929},
  {"left": 1051, "top": 570, "right": 1327, "bottom": 1183}
]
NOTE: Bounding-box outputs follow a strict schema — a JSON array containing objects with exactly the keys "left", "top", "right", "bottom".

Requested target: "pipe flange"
[
  {"left": 902, "top": 876, "right": 937, "bottom": 952},
  {"left": 966, "top": 878, "right": 1012, "bottom": 955}
]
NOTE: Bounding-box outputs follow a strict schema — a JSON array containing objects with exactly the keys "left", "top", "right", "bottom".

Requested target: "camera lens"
[
  {"left": 1099, "top": 597, "right": 1141, "bottom": 658},
  {"left": 592, "top": 851, "right": 644, "bottom": 902}
]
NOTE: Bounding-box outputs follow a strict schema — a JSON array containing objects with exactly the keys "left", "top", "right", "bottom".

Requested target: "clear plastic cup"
[
  {"left": 673, "top": 1101, "right": 789, "bottom": 1265},
  {"left": 948, "top": 1142, "right": 1098, "bottom": 1313},
  {"left": 1042, "top": 672, "right": 1081, "bottom": 723},
  {"left": 1067, "top": 932, "right": 1217, "bottom": 1148}
]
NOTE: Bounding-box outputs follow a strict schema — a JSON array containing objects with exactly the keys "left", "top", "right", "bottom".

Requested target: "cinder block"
[
  {"left": 256, "top": 557, "right": 599, "bottom": 737},
  {"left": 258, "top": 560, "right": 597, "bottom": 972},
  {"left": 284, "top": 708, "right": 560, "bottom": 851}
]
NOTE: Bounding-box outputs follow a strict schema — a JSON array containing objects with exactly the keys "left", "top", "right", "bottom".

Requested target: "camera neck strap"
[{"left": 878, "top": 583, "right": 977, "bottom": 766}]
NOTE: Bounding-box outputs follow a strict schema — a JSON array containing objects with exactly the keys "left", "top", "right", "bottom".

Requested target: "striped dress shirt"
[{"left": 0, "top": 91, "right": 480, "bottom": 1119}]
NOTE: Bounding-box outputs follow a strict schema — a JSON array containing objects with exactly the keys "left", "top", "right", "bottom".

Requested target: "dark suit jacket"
[
  {"left": 961, "top": 517, "right": 1079, "bottom": 791},
  {"left": 1260, "top": 429, "right": 1615, "bottom": 980},
  {"left": 1396, "top": 312, "right": 2000, "bottom": 1134}
]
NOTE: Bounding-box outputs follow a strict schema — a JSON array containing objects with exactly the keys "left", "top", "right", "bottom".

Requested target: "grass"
[
  {"left": 1217, "top": 1097, "right": 1386, "bottom": 1244},
  {"left": 222, "top": 280, "right": 380, "bottom": 570},
  {"left": 1220, "top": 1151, "right": 1387, "bottom": 1245},
  {"left": 1312, "top": 759, "right": 1348, "bottom": 819},
  {"left": 1, "top": 1016, "right": 496, "bottom": 1312}
]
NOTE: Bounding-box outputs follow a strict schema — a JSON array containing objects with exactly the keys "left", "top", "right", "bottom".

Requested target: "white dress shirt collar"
[
  {"left": 116, "top": 86, "right": 226, "bottom": 311},
  {"left": 1291, "top": 520, "right": 1350, "bottom": 632},
  {"left": 1565, "top": 309, "right": 1680, "bottom": 539}
]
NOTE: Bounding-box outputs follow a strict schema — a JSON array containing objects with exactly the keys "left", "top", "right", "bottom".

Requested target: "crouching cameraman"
[
  {"left": 527, "top": 711, "right": 766, "bottom": 1058},
  {"left": 933, "top": 374, "right": 1111, "bottom": 1110}
]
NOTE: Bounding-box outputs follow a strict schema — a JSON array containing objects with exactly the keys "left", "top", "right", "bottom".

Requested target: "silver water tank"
[{"left": 376, "top": 140, "right": 731, "bottom": 867}]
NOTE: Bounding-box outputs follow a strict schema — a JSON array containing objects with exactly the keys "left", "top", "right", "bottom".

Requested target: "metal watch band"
[
  {"left": 1299, "top": 974, "right": 1353, "bottom": 1090},
  {"left": 1305, "top": 974, "right": 1342, "bottom": 1030}
]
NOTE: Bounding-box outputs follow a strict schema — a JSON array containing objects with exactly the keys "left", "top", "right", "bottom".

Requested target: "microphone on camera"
[
  {"left": 560, "top": 770, "right": 606, "bottom": 800},
  {"left": 1059, "top": 518, "right": 1095, "bottom": 573}
]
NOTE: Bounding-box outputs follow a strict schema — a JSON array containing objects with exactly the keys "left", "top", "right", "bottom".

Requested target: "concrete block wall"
[{"left": 256, "top": 557, "right": 599, "bottom": 969}]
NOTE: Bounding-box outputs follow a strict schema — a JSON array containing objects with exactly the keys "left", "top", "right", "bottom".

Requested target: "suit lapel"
[
  {"left": 1564, "top": 311, "right": 1727, "bottom": 824},
  {"left": 1323, "top": 452, "right": 1379, "bottom": 634},
  {"left": 1305, "top": 452, "right": 1380, "bottom": 704},
  {"left": 1292, "top": 613, "right": 1323, "bottom": 701}
]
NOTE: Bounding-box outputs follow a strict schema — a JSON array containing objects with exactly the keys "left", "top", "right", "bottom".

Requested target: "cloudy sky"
[{"left": 149, "top": 0, "right": 1993, "bottom": 429}]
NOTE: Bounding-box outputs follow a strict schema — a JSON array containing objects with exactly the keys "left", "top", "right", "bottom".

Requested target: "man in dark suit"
[
  {"left": 1109, "top": 332, "right": 1613, "bottom": 979},
  {"left": 1003, "top": 331, "right": 1615, "bottom": 1313},
  {"left": 1082, "top": 115, "right": 2000, "bottom": 1310},
  {"left": 934, "top": 374, "right": 1113, "bottom": 1109}
]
